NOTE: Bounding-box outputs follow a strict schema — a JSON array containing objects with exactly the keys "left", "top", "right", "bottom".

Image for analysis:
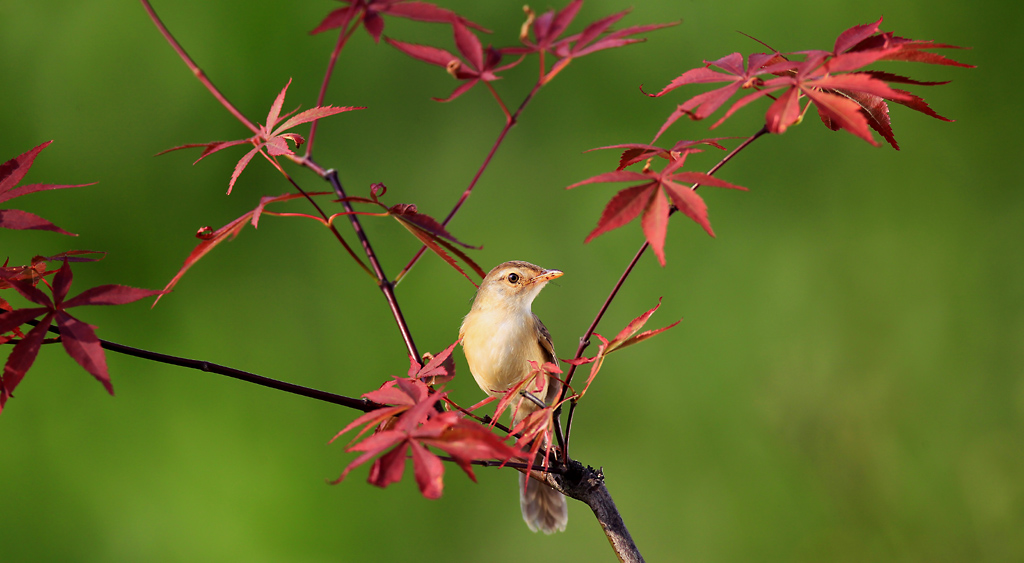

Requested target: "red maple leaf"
[
  {"left": 331, "top": 377, "right": 522, "bottom": 498},
  {"left": 486, "top": 360, "right": 562, "bottom": 429},
  {"left": 0, "top": 260, "right": 163, "bottom": 413},
  {"left": 564, "top": 298, "right": 680, "bottom": 400},
  {"left": 568, "top": 152, "right": 746, "bottom": 265},
  {"left": 586, "top": 139, "right": 729, "bottom": 170},
  {"left": 643, "top": 52, "right": 791, "bottom": 141},
  {"left": 408, "top": 339, "right": 459, "bottom": 386},
  {"left": 386, "top": 19, "right": 522, "bottom": 102},
  {"left": 0, "top": 141, "right": 94, "bottom": 236},
  {"left": 335, "top": 184, "right": 486, "bottom": 284},
  {"left": 311, "top": 0, "right": 485, "bottom": 42},
  {"left": 159, "top": 79, "right": 364, "bottom": 193},
  {"left": 801, "top": 18, "right": 969, "bottom": 149},
  {"left": 511, "top": 0, "right": 675, "bottom": 83},
  {"left": 1, "top": 252, "right": 107, "bottom": 313},
  {"left": 647, "top": 19, "right": 971, "bottom": 148},
  {"left": 155, "top": 192, "right": 328, "bottom": 305}
]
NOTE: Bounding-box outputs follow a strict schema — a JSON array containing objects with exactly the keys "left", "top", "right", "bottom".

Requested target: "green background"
[{"left": 1, "top": 1, "right": 1019, "bottom": 561}]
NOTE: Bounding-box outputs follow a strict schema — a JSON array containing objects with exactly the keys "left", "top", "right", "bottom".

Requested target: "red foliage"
[
  {"left": 0, "top": 141, "right": 94, "bottom": 236},
  {"left": 155, "top": 193, "right": 325, "bottom": 305},
  {"left": 568, "top": 150, "right": 746, "bottom": 265},
  {"left": 158, "top": 79, "right": 363, "bottom": 193},
  {"left": 508, "top": 0, "right": 676, "bottom": 83},
  {"left": 330, "top": 377, "right": 523, "bottom": 498},
  {"left": 311, "top": 0, "right": 485, "bottom": 42},
  {"left": 386, "top": 19, "right": 522, "bottom": 102},
  {"left": 0, "top": 260, "right": 162, "bottom": 413},
  {"left": 565, "top": 299, "right": 680, "bottom": 400},
  {"left": 646, "top": 18, "right": 972, "bottom": 149}
]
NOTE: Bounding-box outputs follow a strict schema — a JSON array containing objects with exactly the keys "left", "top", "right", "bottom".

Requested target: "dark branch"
[{"left": 25, "top": 319, "right": 382, "bottom": 412}]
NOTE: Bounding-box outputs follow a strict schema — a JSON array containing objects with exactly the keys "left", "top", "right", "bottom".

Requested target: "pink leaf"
[
  {"left": 55, "top": 312, "right": 112, "bottom": 395},
  {"left": 411, "top": 441, "right": 444, "bottom": 499},
  {"left": 0, "top": 209, "right": 76, "bottom": 236},
  {"left": 641, "top": 187, "right": 670, "bottom": 266},
  {"left": 584, "top": 184, "right": 654, "bottom": 243},
  {"left": 62, "top": 285, "right": 163, "bottom": 308}
]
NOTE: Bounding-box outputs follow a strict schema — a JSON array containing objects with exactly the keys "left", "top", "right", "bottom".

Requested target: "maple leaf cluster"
[
  {"left": 328, "top": 297, "right": 682, "bottom": 500},
  {"left": 159, "top": 79, "right": 364, "bottom": 194},
  {"left": 571, "top": 17, "right": 971, "bottom": 266},
  {"left": 647, "top": 17, "right": 972, "bottom": 148},
  {"left": 383, "top": 0, "right": 674, "bottom": 102},
  {"left": 155, "top": 0, "right": 675, "bottom": 297},
  {"left": 1, "top": 143, "right": 163, "bottom": 414},
  {"left": 330, "top": 343, "right": 524, "bottom": 498}
]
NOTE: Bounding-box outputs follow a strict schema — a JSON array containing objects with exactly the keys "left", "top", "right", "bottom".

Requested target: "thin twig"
[
  {"left": 558, "top": 126, "right": 770, "bottom": 459},
  {"left": 306, "top": 21, "right": 360, "bottom": 156},
  {"left": 139, "top": 0, "right": 258, "bottom": 134},
  {"left": 278, "top": 169, "right": 373, "bottom": 278},
  {"left": 396, "top": 80, "right": 545, "bottom": 283}
]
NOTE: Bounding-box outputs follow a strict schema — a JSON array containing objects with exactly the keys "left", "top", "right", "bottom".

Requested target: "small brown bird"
[{"left": 459, "top": 261, "right": 568, "bottom": 534}]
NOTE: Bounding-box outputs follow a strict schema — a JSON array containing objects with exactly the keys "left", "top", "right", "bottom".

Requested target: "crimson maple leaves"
[
  {"left": 1, "top": 143, "right": 162, "bottom": 413},
  {"left": 4, "top": 0, "right": 972, "bottom": 536},
  {"left": 573, "top": 17, "right": 970, "bottom": 265}
]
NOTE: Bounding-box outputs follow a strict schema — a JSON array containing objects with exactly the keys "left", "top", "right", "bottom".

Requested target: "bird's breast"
[{"left": 461, "top": 309, "right": 546, "bottom": 396}]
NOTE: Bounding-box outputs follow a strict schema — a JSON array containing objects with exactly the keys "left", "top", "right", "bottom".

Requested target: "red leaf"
[
  {"left": 833, "top": 17, "right": 884, "bottom": 54},
  {"left": 275, "top": 105, "right": 363, "bottom": 133},
  {"left": 410, "top": 441, "right": 444, "bottom": 498},
  {"left": 421, "top": 421, "right": 522, "bottom": 482},
  {"left": 0, "top": 209, "right": 76, "bottom": 236},
  {"left": 364, "top": 382, "right": 419, "bottom": 407},
  {"left": 802, "top": 89, "right": 876, "bottom": 145},
  {"left": 385, "top": 37, "right": 458, "bottom": 67},
  {"left": 55, "top": 312, "right": 112, "bottom": 395},
  {"left": 368, "top": 441, "right": 410, "bottom": 489},
  {"left": 764, "top": 86, "right": 804, "bottom": 135},
  {"left": 160, "top": 80, "right": 363, "bottom": 193},
  {"left": 452, "top": 18, "right": 483, "bottom": 71},
  {"left": 155, "top": 193, "right": 313, "bottom": 305},
  {"left": 409, "top": 340, "right": 459, "bottom": 385},
  {"left": 227, "top": 146, "right": 261, "bottom": 195},
  {"left": 0, "top": 307, "right": 49, "bottom": 336},
  {"left": 311, "top": 0, "right": 485, "bottom": 40},
  {"left": 0, "top": 142, "right": 92, "bottom": 236},
  {"left": 329, "top": 405, "right": 407, "bottom": 446},
  {"left": 584, "top": 184, "right": 654, "bottom": 243},
  {"left": 641, "top": 187, "right": 670, "bottom": 265},
  {"left": 572, "top": 153, "right": 744, "bottom": 262},
  {"left": 1, "top": 314, "right": 54, "bottom": 411},
  {"left": 62, "top": 285, "right": 163, "bottom": 308}
]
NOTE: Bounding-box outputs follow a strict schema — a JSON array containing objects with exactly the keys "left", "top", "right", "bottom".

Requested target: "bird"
[{"left": 459, "top": 260, "right": 568, "bottom": 534}]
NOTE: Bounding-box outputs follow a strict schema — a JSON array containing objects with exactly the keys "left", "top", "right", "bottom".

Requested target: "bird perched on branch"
[{"left": 459, "top": 260, "right": 568, "bottom": 534}]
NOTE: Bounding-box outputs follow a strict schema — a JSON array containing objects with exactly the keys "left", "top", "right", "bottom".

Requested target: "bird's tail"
[
  {"left": 519, "top": 471, "right": 568, "bottom": 534},
  {"left": 514, "top": 373, "right": 567, "bottom": 533}
]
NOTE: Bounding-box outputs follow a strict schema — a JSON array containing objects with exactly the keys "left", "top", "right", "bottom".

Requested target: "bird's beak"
[{"left": 529, "top": 269, "right": 563, "bottom": 285}]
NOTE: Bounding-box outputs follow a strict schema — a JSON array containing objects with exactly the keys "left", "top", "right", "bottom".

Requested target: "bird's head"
[{"left": 472, "top": 260, "right": 563, "bottom": 313}]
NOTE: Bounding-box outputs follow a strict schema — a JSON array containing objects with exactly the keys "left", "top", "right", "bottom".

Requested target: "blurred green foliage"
[{"left": 1, "top": 1, "right": 1019, "bottom": 561}]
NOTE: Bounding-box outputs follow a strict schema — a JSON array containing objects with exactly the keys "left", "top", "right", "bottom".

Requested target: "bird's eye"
[{"left": 507, "top": 273, "right": 520, "bottom": 284}]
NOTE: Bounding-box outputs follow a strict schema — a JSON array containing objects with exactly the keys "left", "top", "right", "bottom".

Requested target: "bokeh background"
[{"left": 1, "top": 1, "right": 1019, "bottom": 561}]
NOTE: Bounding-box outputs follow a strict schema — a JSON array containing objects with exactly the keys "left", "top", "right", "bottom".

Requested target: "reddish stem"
[
  {"left": 396, "top": 80, "right": 545, "bottom": 282},
  {"left": 139, "top": 0, "right": 258, "bottom": 135},
  {"left": 306, "top": 21, "right": 360, "bottom": 157}
]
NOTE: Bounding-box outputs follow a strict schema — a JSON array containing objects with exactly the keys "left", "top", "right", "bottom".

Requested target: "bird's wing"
[
  {"left": 533, "top": 314, "right": 556, "bottom": 363},
  {"left": 533, "top": 314, "right": 562, "bottom": 406}
]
